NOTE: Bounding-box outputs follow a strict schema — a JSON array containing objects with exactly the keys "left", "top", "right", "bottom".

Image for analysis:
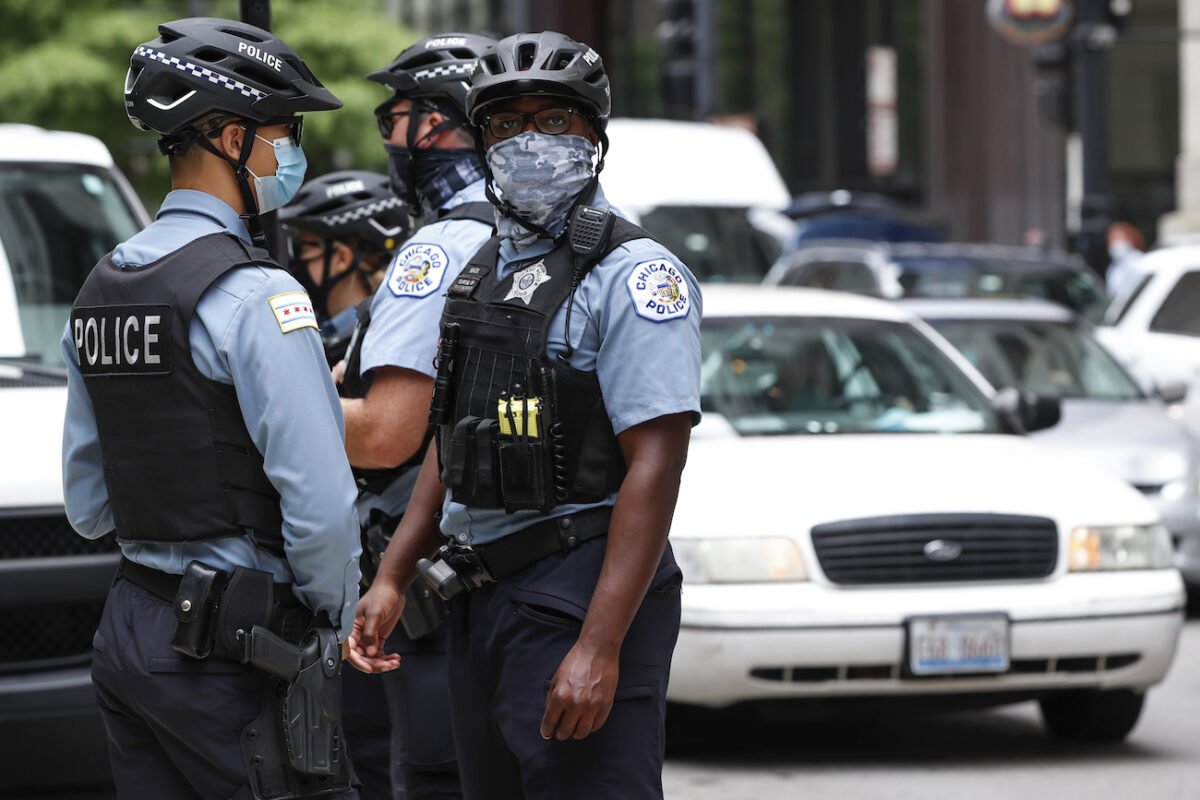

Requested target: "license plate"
[{"left": 907, "top": 614, "right": 1010, "bottom": 676}]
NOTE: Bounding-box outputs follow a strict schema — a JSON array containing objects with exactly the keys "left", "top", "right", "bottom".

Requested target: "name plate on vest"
[{"left": 72, "top": 304, "right": 173, "bottom": 376}]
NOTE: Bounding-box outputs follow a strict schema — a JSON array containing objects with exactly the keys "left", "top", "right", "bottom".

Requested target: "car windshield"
[
  {"left": 0, "top": 162, "right": 141, "bottom": 369},
  {"left": 930, "top": 319, "right": 1144, "bottom": 401},
  {"left": 892, "top": 256, "right": 1109, "bottom": 323},
  {"left": 639, "top": 205, "right": 780, "bottom": 283},
  {"left": 701, "top": 316, "right": 1002, "bottom": 435}
]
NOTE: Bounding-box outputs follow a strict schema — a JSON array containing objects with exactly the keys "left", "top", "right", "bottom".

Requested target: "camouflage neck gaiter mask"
[{"left": 487, "top": 132, "right": 597, "bottom": 251}]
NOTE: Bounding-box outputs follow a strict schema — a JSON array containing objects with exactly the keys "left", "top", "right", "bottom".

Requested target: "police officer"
[
  {"left": 279, "top": 170, "right": 409, "bottom": 367},
  {"left": 351, "top": 31, "right": 702, "bottom": 800},
  {"left": 338, "top": 33, "right": 498, "bottom": 800},
  {"left": 62, "top": 18, "right": 360, "bottom": 799},
  {"left": 279, "top": 170, "right": 409, "bottom": 800}
]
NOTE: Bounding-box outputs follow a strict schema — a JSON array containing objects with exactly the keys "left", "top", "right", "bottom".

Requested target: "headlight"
[
  {"left": 1068, "top": 524, "right": 1174, "bottom": 571},
  {"left": 673, "top": 537, "right": 809, "bottom": 583}
]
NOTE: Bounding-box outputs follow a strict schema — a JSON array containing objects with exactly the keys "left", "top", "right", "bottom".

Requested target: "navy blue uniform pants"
[
  {"left": 343, "top": 623, "right": 461, "bottom": 800},
  {"left": 445, "top": 537, "right": 682, "bottom": 800},
  {"left": 91, "top": 576, "right": 358, "bottom": 800}
]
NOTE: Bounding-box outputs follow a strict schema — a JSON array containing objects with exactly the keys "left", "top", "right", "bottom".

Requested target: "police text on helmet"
[
  {"left": 237, "top": 41, "right": 283, "bottom": 72},
  {"left": 426, "top": 37, "right": 467, "bottom": 49},
  {"left": 326, "top": 180, "right": 366, "bottom": 198}
]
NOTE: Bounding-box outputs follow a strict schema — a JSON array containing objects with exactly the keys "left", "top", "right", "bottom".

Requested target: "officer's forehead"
[{"left": 485, "top": 96, "right": 575, "bottom": 114}]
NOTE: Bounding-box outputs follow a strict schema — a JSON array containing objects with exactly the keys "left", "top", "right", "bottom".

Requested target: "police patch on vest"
[
  {"left": 387, "top": 243, "right": 448, "bottom": 298},
  {"left": 71, "top": 304, "right": 172, "bottom": 376},
  {"left": 269, "top": 291, "right": 318, "bottom": 333},
  {"left": 503, "top": 259, "right": 551, "bottom": 305},
  {"left": 626, "top": 259, "right": 691, "bottom": 322}
]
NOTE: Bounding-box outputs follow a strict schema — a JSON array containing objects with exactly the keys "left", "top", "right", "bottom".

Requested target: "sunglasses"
[
  {"left": 483, "top": 107, "right": 579, "bottom": 140},
  {"left": 375, "top": 109, "right": 415, "bottom": 139},
  {"left": 211, "top": 115, "right": 304, "bottom": 147}
]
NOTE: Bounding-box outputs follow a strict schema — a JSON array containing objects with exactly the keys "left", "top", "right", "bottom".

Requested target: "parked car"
[
  {"left": 669, "top": 284, "right": 1184, "bottom": 741},
  {"left": 903, "top": 297, "right": 1200, "bottom": 592},
  {"left": 783, "top": 189, "right": 944, "bottom": 246},
  {"left": 1097, "top": 243, "right": 1200, "bottom": 395},
  {"left": 601, "top": 118, "right": 793, "bottom": 282},
  {"left": 763, "top": 241, "right": 1109, "bottom": 323},
  {"left": 0, "top": 124, "right": 149, "bottom": 793}
]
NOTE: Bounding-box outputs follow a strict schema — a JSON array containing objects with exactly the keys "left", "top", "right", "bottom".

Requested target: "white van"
[
  {"left": 0, "top": 124, "right": 149, "bottom": 793},
  {"left": 601, "top": 118, "right": 794, "bottom": 282}
]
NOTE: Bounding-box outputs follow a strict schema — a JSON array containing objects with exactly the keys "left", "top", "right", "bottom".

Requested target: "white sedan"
[
  {"left": 1097, "top": 244, "right": 1200, "bottom": 394},
  {"left": 669, "top": 285, "right": 1185, "bottom": 741}
]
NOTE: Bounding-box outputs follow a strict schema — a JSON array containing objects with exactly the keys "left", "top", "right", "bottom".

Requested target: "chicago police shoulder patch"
[
  {"left": 626, "top": 259, "right": 691, "bottom": 322},
  {"left": 269, "top": 291, "right": 318, "bottom": 334},
  {"left": 387, "top": 242, "right": 449, "bottom": 298}
]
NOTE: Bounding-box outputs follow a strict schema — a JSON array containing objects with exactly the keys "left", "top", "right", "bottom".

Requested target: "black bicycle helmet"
[
  {"left": 466, "top": 32, "right": 611, "bottom": 126},
  {"left": 366, "top": 33, "right": 496, "bottom": 118},
  {"left": 279, "top": 171, "right": 411, "bottom": 252},
  {"left": 125, "top": 17, "right": 341, "bottom": 136}
]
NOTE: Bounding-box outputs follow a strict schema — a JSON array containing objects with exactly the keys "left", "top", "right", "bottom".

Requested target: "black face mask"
[
  {"left": 384, "top": 143, "right": 412, "bottom": 209},
  {"left": 412, "top": 147, "right": 484, "bottom": 214}
]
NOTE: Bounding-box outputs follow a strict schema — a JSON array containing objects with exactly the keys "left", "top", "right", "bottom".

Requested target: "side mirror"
[
  {"left": 1155, "top": 381, "right": 1189, "bottom": 406},
  {"left": 994, "top": 387, "right": 1062, "bottom": 434}
]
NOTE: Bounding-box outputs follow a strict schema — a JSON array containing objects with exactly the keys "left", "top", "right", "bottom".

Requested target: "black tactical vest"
[
  {"left": 430, "top": 207, "right": 652, "bottom": 513},
  {"left": 71, "top": 233, "right": 285, "bottom": 556}
]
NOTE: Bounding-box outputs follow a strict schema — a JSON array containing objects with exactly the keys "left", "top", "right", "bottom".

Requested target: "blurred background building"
[{"left": 384, "top": 0, "right": 1184, "bottom": 271}]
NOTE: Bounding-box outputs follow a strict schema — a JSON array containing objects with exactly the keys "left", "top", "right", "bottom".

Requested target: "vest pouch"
[
  {"left": 442, "top": 415, "right": 500, "bottom": 508},
  {"left": 497, "top": 438, "right": 551, "bottom": 512},
  {"left": 170, "top": 560, "right": 228, "bottom": 660}
]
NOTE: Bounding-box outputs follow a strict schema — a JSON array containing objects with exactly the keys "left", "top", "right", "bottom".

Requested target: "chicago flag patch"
[
  {"left": 269, "top": 291, "right": 318, "bottom": 333},
  {"left": 626, "top": 259, "right": 691, "bottom": 322}
]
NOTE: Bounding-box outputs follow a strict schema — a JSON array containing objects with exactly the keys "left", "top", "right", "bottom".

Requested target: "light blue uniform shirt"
[
  {"left": 440, "top": 185, "right": 703, "bottom": 546},
  {"left": 355, "top": 179, "right": 494, "bottom": 523},
  {"left": 61, "top": 190, "right": 361, "bottom": 639}
]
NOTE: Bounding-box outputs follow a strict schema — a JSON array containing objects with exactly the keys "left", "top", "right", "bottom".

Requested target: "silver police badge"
[{"left": 504, "top": 259, "right": 551, "bottom": 305}]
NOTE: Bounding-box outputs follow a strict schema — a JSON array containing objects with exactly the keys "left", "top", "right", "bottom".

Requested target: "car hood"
[
  {"left": 674, "top": 423, "right": 1157, "bottom": 540},
  {"left": 1029, "top": 399, "right": 1196, "bottom": 486},
  {"left": 0, "top": 383, "right": 67, "bottom": 508}
]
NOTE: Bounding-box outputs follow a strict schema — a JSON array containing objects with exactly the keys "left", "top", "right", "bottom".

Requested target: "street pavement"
[
  {"left": 663, "top": 615, "right": 1200, "bottom": 799},
  {"left": 19, "top": 617, "right": 1198, "bottom": 799}
]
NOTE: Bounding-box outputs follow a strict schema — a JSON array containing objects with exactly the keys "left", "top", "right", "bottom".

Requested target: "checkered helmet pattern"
[
  {"left": 125, "top": 16, "right": 341, "bottom": 135},
  {"left": 466, "top": 31, "right": 611, "bottom": 126},
  {"left": 279, "top": 171, "right": 411, "bottom": 253},
  {"left": 366, "top": 33, "right": 497, "bottom": 118}
]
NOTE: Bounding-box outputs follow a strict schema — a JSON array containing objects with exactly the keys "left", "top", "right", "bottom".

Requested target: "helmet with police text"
[
  {"left": 366, "top": 33, "right": 497, "bottom": 118},
  {"left": 465, "top": 31, "right": 611, "bottom": 127},
  {"left": 279, "top": 171, "right": 411, "bottom": 253},
  {"left": 124, "top": 17, "right": 341, "bottom": 137}
]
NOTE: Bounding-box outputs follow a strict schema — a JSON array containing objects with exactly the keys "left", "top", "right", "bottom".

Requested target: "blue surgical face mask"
[{"left": 249, "top": 134, "right": 307, "bottom": 214}]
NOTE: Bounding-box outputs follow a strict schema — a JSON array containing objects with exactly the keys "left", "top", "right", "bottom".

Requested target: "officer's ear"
[
  {"left": 421, "top": 110, "right": 448, "bottom": 149},
  {"left": 215, "top": 121, "right": 245, "bottom": 162},
  {"left": 329, "top": 241, "right": 356, "bottom": 276}
]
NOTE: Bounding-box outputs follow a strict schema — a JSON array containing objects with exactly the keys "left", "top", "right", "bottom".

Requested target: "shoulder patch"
[
  {"left": 626, "top": 259, "right": 692, "bottom": 322},
  {"left": 387, "top": 242, "right": 449, "bottom": 298},
  {"left": 269, "top": 291, "right": 318, "bottom": 333}
]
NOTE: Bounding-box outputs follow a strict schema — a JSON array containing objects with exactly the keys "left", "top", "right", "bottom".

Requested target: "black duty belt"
[
  {"left": 116, "top": 557, "right": 300, "bottom": 608},
  {"left": 470, "top": 506, "right": 612, "bottom": 581}
]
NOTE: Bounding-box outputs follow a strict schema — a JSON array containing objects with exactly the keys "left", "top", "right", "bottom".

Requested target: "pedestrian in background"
[
  {"left": 61, "top": 17, "right": 360, "bottom": 799},
  {"left": 1105, "top": 221, "right": 1147, "bottom": 299},
  {"left": 351, "top": 31, "right": 702, "bottom": 800}
]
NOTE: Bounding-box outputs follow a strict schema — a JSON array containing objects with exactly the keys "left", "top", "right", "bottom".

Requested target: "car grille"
[
  {"left": 810, "top": 513, "right": 1058, "bottom": 584},
  {"left": 0, "top": 511, "right": 119, "bottom": 559},
  {"left": 749, "top": 653, "right": 1141, "bottom": 683},
  {"left": 0, "top": 509, "right": 118, "bottom": 672}
]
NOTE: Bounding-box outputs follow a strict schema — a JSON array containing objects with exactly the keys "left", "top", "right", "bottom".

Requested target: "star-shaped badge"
[{"left": 504, "top": 259, "right": 552, "bottom": 305}]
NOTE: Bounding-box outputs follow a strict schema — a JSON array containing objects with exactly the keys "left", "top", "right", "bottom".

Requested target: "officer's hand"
[
  {"left": 540, "top": 642, "right": 619, "bottom": 741},
  {"left": 331, "top": 360, "right": 346, "bottom": 385},
  {"left": 346, "top": 584, "right": 404, "bottom": 674}
]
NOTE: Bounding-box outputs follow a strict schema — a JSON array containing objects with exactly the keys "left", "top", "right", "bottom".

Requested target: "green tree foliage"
[{"left": 0, "top": 0, "right": 415, "bottom": 209}]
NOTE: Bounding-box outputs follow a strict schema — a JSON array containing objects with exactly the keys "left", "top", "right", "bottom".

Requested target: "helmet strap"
[{"left": 192, "top": 120, "right": 267, "bottom": 246}]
